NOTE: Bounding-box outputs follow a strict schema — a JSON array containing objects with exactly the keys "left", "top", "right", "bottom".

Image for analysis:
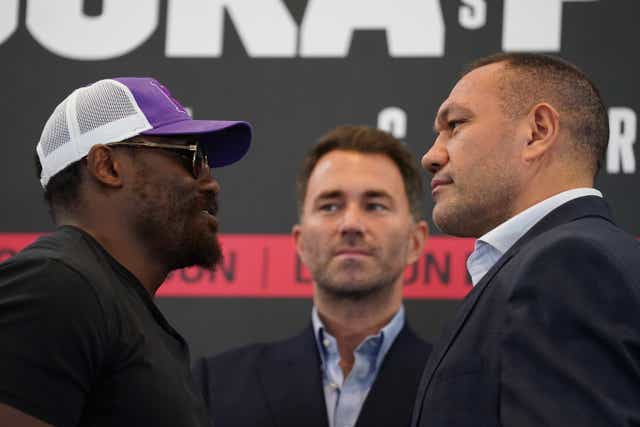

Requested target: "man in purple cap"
[{"left": 0, "top": 77, "right": 251, "bottom": 426}]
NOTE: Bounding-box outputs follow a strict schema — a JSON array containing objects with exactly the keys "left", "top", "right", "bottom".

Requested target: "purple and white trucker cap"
[{"left": 36, "top": 77, "right": 252, "bottom": 187}]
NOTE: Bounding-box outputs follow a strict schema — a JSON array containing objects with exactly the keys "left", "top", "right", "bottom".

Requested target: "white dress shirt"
[{"left": 466, "top": 188, "right": 603, "bottom": 286}]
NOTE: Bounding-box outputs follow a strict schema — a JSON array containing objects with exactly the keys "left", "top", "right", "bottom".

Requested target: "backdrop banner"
[{"left": 0, "top": 0, "right": 637, "bottom": 358}]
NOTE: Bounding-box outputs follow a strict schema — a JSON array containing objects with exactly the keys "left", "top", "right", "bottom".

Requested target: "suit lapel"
[
  {"left": 356, "top": 326, "right": 431, "bottom": 427},
  {"left": 411, "top": 196, "right": 613, "bottom": 426},
  {"left": 411, "top": 249, "right": 515, "bottom": 426},
  {"left": 257, "top": 326, "right": 329, "bottom": 427}
]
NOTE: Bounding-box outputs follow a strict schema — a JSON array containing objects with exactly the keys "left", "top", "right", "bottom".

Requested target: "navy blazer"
[
  {"left": 411, "top": 196, "right": 640, "bottom": 427},
  {"left": 194, "top": 323, "right": 431, "bottom": 427}
]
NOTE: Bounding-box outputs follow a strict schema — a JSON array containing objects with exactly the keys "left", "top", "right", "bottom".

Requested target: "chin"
[
  {"left": 320, "top": 283, "right": 381, "bottom": 300},
  {"left": 172, "top": 251, "right": 221, "bottom": 271},
  {"left": 432, "top": 208, "right": 451, "bottom": 234},
  {"left": 322, "top": 272, "right": 382, "bottom": 293},
  {"left": 171, "top": 233, "right": 223, "bottom": 271},
  {"left": 433, "top": 204, "right": 468, "bottom": 236}
]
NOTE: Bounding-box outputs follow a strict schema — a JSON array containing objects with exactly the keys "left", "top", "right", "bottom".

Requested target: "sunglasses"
[{"left": 109, "top": 138, "right": 210, "bottom": 178}]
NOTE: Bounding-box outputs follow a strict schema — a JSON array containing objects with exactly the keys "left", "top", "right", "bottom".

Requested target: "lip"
[
  {"left": 206, "top": 202, "right": 218, "bottom": 216},
  {"left": 199, "top": 196, "right": 218, "bottom": 216},
  {"left": 334, "top": 249, "right": 373, "bottom": 257},
  {"left": 201, "top": 210, "right": 219, "bottom": 231},
  {"left": 431, "top": 177, "right": 453, "bottom": 195}
]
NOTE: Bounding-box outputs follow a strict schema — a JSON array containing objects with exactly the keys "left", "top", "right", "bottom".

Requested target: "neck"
[
  {"left": 314, "top": 281, "right": 402, "bottom": 376},
  {"left": 511, "top": 178, "right": 594, "bottom": 223},
  {"left": 476, "top": 159, "right": 595, "bottom": 238},
  {"left": 58, "top": 216, "right": 168, "bottom": 296}
]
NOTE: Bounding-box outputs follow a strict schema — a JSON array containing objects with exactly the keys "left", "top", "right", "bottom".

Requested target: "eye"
[
  {"left": 318, "top": 203, "right": 340, "bottom": 213},
  {"left": 448, "top": 119, "right": 465, "bottom": 131},
  {"left": 366, "top": 202, "right": 388, "bottom": 212}
]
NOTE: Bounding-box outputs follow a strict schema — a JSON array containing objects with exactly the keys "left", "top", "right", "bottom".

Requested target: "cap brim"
[{"left": 141, "top": 120, "right": 252, "bottom": 167}]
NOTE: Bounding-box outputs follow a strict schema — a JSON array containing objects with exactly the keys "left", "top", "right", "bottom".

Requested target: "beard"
[
  {"left": 313, "top": 261, "right": 400, "bottom": 301},
  {"left": 433, "top": 133, "right": 522, "bottom": 237},
  {"left": 130, "top": 168, "right": 223, "bottom": 272},
  {"left": 304, "top": 233, "right": 407, "bottom": 301},
  {"left": 433, "top": 175, "right": 519, "bottom": 237}
]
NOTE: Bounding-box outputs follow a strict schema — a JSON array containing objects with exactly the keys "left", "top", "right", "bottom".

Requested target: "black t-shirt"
[{"left": 0, "top": 226, "right": 212, "bottom": 427}]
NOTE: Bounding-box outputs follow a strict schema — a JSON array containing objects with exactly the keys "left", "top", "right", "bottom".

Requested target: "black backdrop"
[{"left": 0, "top": 0, "right": 638, "bottom": 359}]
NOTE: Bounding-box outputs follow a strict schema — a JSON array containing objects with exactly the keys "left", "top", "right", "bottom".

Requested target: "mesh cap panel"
[
  {"left": 36, "top": 79, "right": 152, "bottom": 187},
  {"left": 76, "top": 80, "right": 139, "bottom": 134},
  {"left": 36, "top": 76, "right": 251, "bottom": 188},
  {"left": 39, "top": 100, "right": 71, "bottom": 157}
]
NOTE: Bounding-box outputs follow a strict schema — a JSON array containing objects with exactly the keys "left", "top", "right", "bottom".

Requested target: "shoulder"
[
  {"left": 0, "top": 253, "right": 104, "bottom": 314},
  {"left": 5, "top": 227, "right": 132, "bottom": 309},
  {"left": 0, "top": 254, "right": 113, "bottom": 358},
  {"left": 514, "top": 217, "right": 640, "bottom": 278},
  {"left": 532, "top": 214, "right": 636, "bottom": 249},
  {"left": 192, "top": 328, "right": 312, "bottom": 409},
  {"left": 502, "top": 218, "right": 640, "bottom": 317},
  {"left": 0, "top": 234, "right": 122, "bottom": 344},
  {"left": 196, "top": 327, "right": 312, "bottom": 374},
  {"left": 389, "top": 323, "right": 433, "bottom": 365},
  {"left": 197, "top": 342, "right": 270, "bottom": 374}
]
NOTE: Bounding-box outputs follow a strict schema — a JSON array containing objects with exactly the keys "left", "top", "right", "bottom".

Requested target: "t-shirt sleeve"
[{"left": 0, "top": 256, "right": 110, "bottom": 427}]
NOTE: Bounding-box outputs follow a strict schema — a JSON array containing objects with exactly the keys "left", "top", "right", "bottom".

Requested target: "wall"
[{"left": 0, "top": 0, "right": 637, "bottom": 358}]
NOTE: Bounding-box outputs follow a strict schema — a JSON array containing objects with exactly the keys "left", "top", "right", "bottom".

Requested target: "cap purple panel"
[
  {"left": 112, "top": 77, "right": 252, "bottom": 168},
  {"left": 113, "top": 77, "right": 191, "bottom": 127},
  {"left": 143, "top": 120, "right": 252, "bottom": 168},
  {"left": 142, "top": 119, "right": 245, "bottom": 135}
]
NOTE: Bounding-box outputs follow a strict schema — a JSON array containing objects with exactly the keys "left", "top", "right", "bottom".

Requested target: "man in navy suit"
[
  {"left": 194, "top": 125, "right": 432, "bottom": 427},
  {"left": 411, "top": 53, "right": 640, "bottom": 426}
]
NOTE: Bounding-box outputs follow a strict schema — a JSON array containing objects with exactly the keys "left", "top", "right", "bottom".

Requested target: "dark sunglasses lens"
[
  {"left": 193, "top": 145, "right": 208, "bottom": 177},
  {"left": 173, "top": 151, "right": 193, "bottom": 174}
]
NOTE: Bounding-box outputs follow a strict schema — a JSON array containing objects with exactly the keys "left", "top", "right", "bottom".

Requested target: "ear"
[
  {"left": 292, "top": 223, "right": 305, "bottom": 261},
  {"left": 85, "top": 145, "right": 125, "bottom": 188},
  {"left": 406, "top": 220, "right": 429, "bottom": 265},
  {"left": 523, "top": 102, "right": 560, "bottom": 162}
]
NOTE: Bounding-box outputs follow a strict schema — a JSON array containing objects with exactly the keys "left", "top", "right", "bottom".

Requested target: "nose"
[
  {"left": 421, "top": 137, "right": 448, "bottom": 174},
  {"left": 201, "top": 175, "right": 221, "bottom": 195},
  {"left": 338, "top": 204, "right": 365, "bottom": 239}
]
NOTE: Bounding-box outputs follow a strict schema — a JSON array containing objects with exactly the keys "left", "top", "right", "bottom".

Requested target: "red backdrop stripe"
[{"left": 0, "top": 234, "right": 475, "bottom": 299}]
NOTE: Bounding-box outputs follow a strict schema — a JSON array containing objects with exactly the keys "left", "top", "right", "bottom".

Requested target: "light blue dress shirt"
[
  {"left": 311, "top": 306, "right": 405, "bottom": 427},
  {"left": 466, "top": 188, "right": 603, "bottom": 286}
]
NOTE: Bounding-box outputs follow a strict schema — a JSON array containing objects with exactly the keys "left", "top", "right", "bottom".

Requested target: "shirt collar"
[
  {"left": 467, "top": 188, "right": 602, "bottom": 285},
  {"left": 480, "top": 188, "right": 602, "bottom": 254},
  {"left": 311, "top": 305, "right": 405, "bottom": 370}
]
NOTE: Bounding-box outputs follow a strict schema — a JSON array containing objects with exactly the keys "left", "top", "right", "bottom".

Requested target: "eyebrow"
[
  {"left": 433, "top": 104, "right": 474, "bottom": 132},
  {"left": 313, "top": 190, "right": 342, "bottom": 201},
  {"left": 313, "top": 189, "right": 393, "bottom": 201},
  {"left": 363, "top": 190, "right": 392, "bottom": 200},
  {"left": 311, "top": 190, "right": 343, "bottom": 205}
]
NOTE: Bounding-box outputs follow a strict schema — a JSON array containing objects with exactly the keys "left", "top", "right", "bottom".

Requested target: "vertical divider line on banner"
[{"left": 0, "top": 233, "right": 476, "bottom": 299}]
